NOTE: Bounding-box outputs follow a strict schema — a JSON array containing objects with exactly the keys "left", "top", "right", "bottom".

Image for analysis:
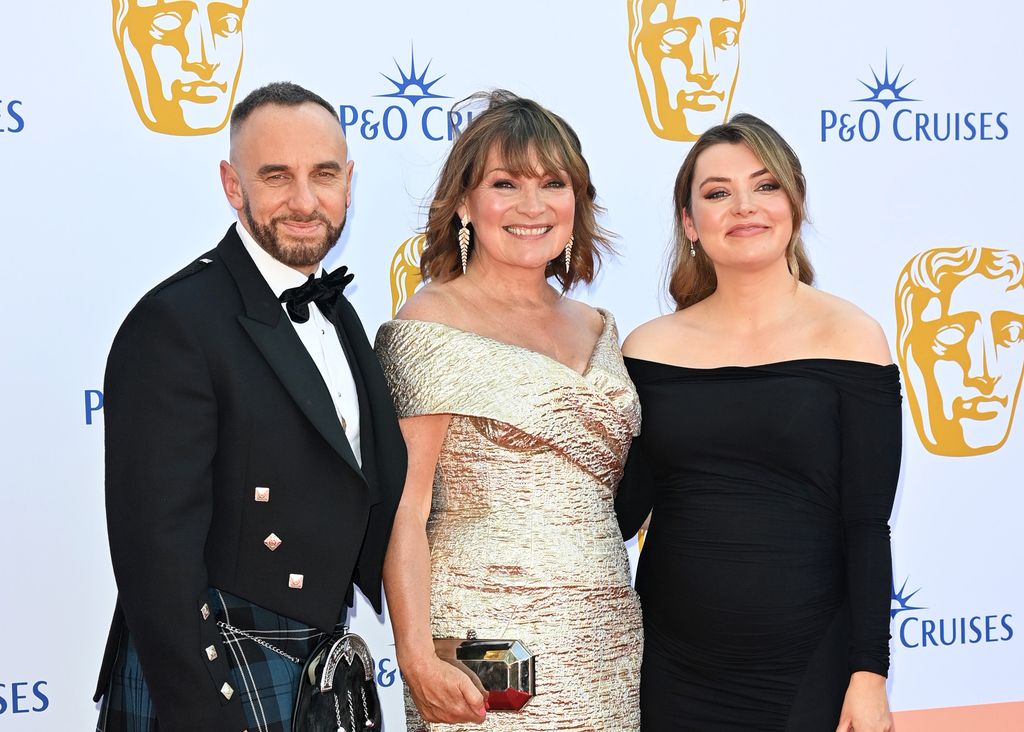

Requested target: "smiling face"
[
  {"left": 113, "top": 0, "right": 247, "bottom": 135},
  {"left": 220, "top": 102, "right": 353, "bottom": 275},
  {"left": 898, "top": 248, "right": 1024, "bottom": 456},
  {"left": 629, "top": 0, "right": 745, "bottom": 141},
  {"left": 456, "top": 145, "right": 575, "bottom": 276},
  {"left": 681, "top": 141, "right": 793, "bottom": 275}
]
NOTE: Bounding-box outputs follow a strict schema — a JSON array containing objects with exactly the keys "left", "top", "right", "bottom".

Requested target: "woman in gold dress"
[{"left": 375, "top": 91, "right": 642, "bottom": 731}]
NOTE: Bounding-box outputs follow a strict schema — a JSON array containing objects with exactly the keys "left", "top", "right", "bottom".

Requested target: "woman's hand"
[
  {"left": 384, "top": 413, "right": 485, "bottom": 723},
  {"left": 835, "top": 671, "right": 895, "bottom": 732},
  {"left": 402, "top": 654, "right": 487, "bottom": 724}
]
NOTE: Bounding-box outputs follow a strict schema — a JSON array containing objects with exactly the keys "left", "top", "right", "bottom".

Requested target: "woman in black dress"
[{"left": 617, "top": 114, "right": 900, "bottom": 732}]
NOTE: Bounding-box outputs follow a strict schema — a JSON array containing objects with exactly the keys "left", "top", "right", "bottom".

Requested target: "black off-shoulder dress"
[{"left": 616, "top": 359, "right": 902, "bottom": 732}]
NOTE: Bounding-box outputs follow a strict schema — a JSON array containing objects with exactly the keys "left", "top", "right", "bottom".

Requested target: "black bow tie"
[{"left": 278, "top": 266, "right": 354, "bottom": 324}]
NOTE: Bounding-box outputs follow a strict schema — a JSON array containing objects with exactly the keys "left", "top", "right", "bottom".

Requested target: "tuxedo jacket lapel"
[{"left": 217, "top": 230, "right": 366, "bottom": 483}]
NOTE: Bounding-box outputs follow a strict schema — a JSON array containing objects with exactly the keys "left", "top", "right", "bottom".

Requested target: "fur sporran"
[{"left": 293, "top": 631, "right": 381, "bottom": 731}]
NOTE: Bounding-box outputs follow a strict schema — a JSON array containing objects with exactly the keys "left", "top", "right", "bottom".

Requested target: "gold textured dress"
[{"left": 375, "top": 310, "right": 642, "bottom": 732}]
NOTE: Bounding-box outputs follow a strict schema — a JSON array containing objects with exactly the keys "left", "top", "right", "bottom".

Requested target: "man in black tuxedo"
[{"left": 94, "top": 82, "right": 406, "bottom": 732}]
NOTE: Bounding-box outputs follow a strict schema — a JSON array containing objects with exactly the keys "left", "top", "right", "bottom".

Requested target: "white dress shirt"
[{"left": 236, "top": 222, "right": 362, "bottom": 466}]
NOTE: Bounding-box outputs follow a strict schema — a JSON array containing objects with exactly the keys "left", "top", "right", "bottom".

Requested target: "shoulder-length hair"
[
  {"left": 419, "top": 89, "right": 612, "bottom": 291},
  {"left": 668, "top": 112, "right": 814, "bottom": 310}
]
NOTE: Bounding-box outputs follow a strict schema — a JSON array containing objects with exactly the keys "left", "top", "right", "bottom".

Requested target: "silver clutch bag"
[{"left": 433, "top": 631, "right": 535, "bottom": 711}]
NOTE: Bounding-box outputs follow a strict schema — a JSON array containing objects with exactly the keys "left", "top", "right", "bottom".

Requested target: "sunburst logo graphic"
[
  {"left": 376, "top": 47, "right": 449, "bottom": 106},
  {"left": 853, "top": 56, "right": 919, "bottom": 108},
  {"left": 891, "top": 577, "right": 927, "bottom": 619}
]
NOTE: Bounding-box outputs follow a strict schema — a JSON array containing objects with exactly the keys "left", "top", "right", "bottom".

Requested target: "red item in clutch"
[{"left": 486, "top": 688, "right": 532, "bottom": 712}]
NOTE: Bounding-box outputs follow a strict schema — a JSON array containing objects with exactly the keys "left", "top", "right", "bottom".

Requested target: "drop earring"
[
  {"left": 690, "top": 239, "right": 697, "bottom": 258},
  {"left": 459, "top": 216, "right": 470, "bottom": 274},
  {"left": 564, "top": 235, "right": 574, "bottom": 271}
]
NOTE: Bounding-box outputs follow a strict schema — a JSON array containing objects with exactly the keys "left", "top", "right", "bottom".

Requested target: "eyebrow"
[
  {"left": 697, "top": 168, "right": 771, "bottom": 188},
  {"left": 257, "top": 161, "right": 343, "bottom": 176},
  {"left": 483, "top": 166, "right": 567, "bottom": 178}
]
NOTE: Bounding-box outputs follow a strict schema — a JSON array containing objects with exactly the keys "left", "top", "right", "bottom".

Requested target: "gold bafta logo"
[
  {"left": 896, "top": 246, "right": 1024, "bottom": 456},
  {"left": 390, "top": 235, "right": 427, "bottom": 316},
  {"left": 628, "top": 0, "right": 745, "bottom": 141},
  {"left": 112, "top": 0, "right": 248, "bottom": 136}
]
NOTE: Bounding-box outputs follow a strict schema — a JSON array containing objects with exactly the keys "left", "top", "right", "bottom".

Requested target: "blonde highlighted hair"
[{"left": 668, "top": 113, "right": 814, "bottom": 310}]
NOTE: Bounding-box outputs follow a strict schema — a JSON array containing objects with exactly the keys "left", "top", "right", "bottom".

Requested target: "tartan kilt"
[{"left": 96, "top": 588, "right": 345, "bottom": 732}]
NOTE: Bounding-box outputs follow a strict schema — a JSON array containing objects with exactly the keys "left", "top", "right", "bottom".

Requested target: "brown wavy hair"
[
  {"left": 668, "top": 113, "right": 814, "bottom": 310},
  {"left": 419, "top": 90, "right": 612, "bottom": 291}
]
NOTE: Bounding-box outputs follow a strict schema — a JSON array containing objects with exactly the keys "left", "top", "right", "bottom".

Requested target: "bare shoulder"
[
  {"left": 394, "top": 281, "right": 457, "bottom": 323},
  {"left": 622, "top": 311, "right": 693, "bottom": 360},
  {"left": 807, "top": 288, "right": 893, "bottom": 365},
  {"left": 560, "top": 297, "right": 605, "bottom": 338}
]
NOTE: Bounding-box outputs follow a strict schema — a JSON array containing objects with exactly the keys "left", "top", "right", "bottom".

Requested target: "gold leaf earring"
[
  {"left": 564, "top": 235, "right": 574, "bottom": 271},
  {"left": 458, "top": 216, "right": 471, "bottom": 274}
]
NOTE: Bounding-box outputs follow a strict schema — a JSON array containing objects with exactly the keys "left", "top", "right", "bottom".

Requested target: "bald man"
[{"left": 94, "top": 82, "right": 406, "bottom": 732}]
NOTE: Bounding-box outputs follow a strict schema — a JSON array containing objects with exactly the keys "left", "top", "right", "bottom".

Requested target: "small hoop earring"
[
  {"left": 458, "top": 216, "right": 471, "bottom": 274},
  {"left": 564, "top": 235, "right": 574, "bottom": 272}
]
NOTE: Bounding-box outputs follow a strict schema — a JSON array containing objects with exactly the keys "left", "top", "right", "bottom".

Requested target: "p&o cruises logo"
[
  {"left": 340, "top": 47, "right": 471, "bottom": 143},
  {"left": 0, "top": 681, "right": 49, "bottom": 715},
  {"left": 821, "top": 56, "right": 1009, "bottom": 143},
  {"left": 892, "top": 578, "right": 1014, "bottom": 650},
  {"left": 0, "top": 96, "right": 24, "bottom": 133}
]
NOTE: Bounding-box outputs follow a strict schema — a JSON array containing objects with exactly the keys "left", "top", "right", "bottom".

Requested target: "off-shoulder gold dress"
[{"left": 375, "top": 310, "right": 642, "bottom": 732}]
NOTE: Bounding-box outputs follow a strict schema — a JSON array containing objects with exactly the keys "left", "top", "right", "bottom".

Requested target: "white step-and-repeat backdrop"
[{"left": 2, "top": 2, "right": 1021, "bottom": 729}]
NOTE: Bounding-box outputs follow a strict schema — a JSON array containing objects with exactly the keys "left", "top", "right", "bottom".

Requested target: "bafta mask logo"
[
  {"left": 896, "top": 247, "right": 1024, "bottom": 457},
  {"left": 390, "top": 234, "right": 427, "bottom": 316},
  {"left": 628, "top": 0, "right": 745, "bottom": 141},
  {"left": 112, "top": 0, "right": 248, "bottom": 136}
]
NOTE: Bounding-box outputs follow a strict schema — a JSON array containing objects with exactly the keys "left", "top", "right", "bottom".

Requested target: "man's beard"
[{"left": 242, "top": 195, "right": 345, "bottom": 268}]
